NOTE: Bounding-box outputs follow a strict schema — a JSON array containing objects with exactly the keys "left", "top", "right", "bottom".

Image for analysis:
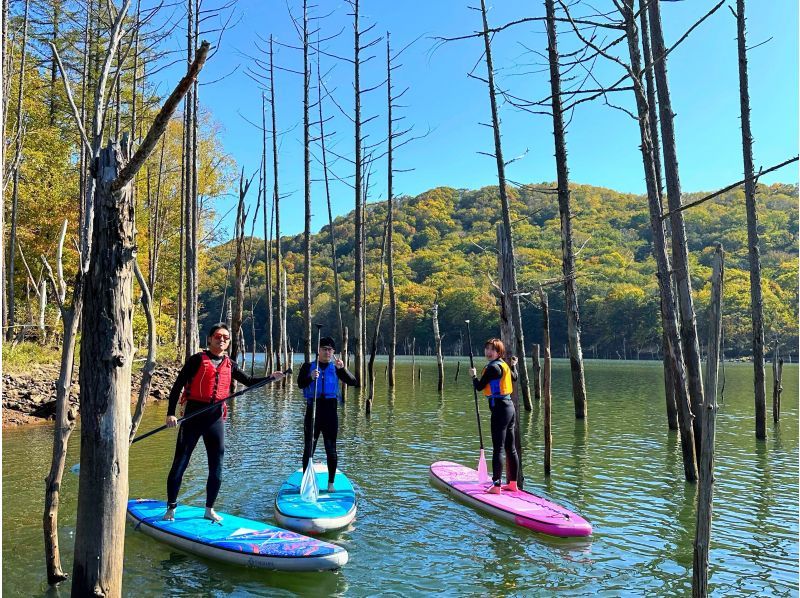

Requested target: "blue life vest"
[{"left": 303, "top": 361, "right": 340, "bottom": 404}]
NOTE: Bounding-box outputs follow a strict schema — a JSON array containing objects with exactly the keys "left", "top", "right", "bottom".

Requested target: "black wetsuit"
[
  {"left": 165, "top": 350, "right": 267, "bottom": 509},
  {"left": 473, "top": 361, "right": 519, "bottom": 485},
  {"left": 297, "top": 361, "right": 357, "bottom": 484}
]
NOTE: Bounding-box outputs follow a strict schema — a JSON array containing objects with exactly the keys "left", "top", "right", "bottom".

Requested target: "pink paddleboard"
[{"left": 429, "top": 461, "right": 592, "bottom": 537}]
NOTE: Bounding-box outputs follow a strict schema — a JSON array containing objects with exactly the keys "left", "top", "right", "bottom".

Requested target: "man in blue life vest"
[{"left": 297, "top": 336, "right": 357, "bottom": 493}]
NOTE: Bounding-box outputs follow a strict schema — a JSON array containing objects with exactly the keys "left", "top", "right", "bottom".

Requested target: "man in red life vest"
[{"left": 162, "top": 323, "right": 284, "bottom": 522}]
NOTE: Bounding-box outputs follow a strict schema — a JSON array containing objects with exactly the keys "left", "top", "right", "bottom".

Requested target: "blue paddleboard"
[
  {"left": 127, "top": 499, "right": 348, "bottom": 571},
  {"left": 274, "top": 463, "right": 357, "bottom": 534}
]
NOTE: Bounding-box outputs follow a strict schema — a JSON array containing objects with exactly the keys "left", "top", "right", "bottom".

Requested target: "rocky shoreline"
[{"left": 2, "top": 362, "right": 182, "bottom": 428}]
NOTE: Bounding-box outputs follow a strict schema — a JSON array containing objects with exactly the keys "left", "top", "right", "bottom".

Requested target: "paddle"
[
  {"left": 465, "top": 319, "right": 489, "bottom": 483},
  {"left": 300, "top": 324, "right": 323, "bottom": 503},
  {"left": 130, "top": 367, "right": 293, "bottom": 444}
]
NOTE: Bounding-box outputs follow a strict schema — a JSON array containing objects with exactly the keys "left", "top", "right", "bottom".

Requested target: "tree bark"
[
  {"left": 545, "top": 0, "right": 587, "bottom": 418},
  {"left": 621, "top": 0, "right": 697, "bottom": 481},
  {"left": 648, "top": 0, "right": 706, "bottom": 455},
  {"left": 539, "top": 289, "right": 552, "bottom": 476},
  {"left": 692, "top": 244, "right": 724, "bottom": 597},
  {"left": 735, "top": 0, "right": 767, "bottom": 440},
  {"left": 261, "top": 92, "right": 274, "bottom": 373},
  {"left": 71, "top": 139, "right": 135, "bottom": 597}
]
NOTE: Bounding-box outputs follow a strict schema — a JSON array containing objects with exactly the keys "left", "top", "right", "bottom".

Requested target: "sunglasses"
[{"left": 212, "top": 334, "right": 230, "bottom": 341}]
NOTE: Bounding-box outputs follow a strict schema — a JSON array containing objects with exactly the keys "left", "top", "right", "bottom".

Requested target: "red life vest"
[{"left": 181, "top": 352, "right": 233, "bottom": 404}]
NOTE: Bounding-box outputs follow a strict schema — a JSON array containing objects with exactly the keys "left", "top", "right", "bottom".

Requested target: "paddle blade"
[
  {"left": 477, "top": 449, "right": 489, "bottom": 483},
  {"left": 300, "top": 458, "right": 319, "bottom": 503}
]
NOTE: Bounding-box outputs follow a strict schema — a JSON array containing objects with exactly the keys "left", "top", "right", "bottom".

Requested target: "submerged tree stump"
[
  {"left": 693, "top": 244, "right": 724, "bottom": 597},
  {"left": 531, "top": 344, "right": 541, "bottom": 401},
  {"left": 772, "top": 344, "right": 783, "bottom": 424}
]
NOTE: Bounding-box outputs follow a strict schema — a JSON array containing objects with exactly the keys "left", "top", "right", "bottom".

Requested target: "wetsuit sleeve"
[
  {"left": 336, "top": 367, "right": 358, "bottom": 386},
  {"left": 167, "top": 354, "right": 202, "bottom": 416},
  {"left": 297, "top": 362, "right": 313, "bottom": 389},
  {"left": 511, "top": 363, "right": 519, "bottom": 382},
  {"left": 231, "top": 361, "right": 269, "bottom": 387},
  {"left": 472, "top": 363, "right": 502, "bottom": 392}
]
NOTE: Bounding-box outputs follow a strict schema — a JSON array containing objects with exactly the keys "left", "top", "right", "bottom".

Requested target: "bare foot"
[
  {"left": 161, "top": 507, "right": 175, "bottom": 521},
  {"left": 204, "top": 508, "right": 223, "bottom": 523},
  {"left": 486, "top": 485, "right": 501, "bottom": 494}
]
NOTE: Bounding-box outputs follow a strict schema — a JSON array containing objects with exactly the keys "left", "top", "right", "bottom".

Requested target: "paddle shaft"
[
  {"left": 309, "top": 325, "right": 323, "bottom": 456},
  {"left": 131, "top": 368, "right": 292, "bottom": 444},
  {"left": 465, "top": 320, "right": 485, "bottom": 450}
]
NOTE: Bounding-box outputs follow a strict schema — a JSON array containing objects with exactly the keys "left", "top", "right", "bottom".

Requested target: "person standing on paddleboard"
[
  {"left": 162, "top": 323, "right": 285, "bottom": 522},
  {"left": 297, "top": 336, "right": 357, "bottom": 493},
  {"left": 469, "top": 338, "right": 519, "bottom": 494}
]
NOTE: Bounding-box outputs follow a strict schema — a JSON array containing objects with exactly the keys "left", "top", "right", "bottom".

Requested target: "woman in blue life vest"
[
  {"left": 469, "top": 338, "right": 519, "bottom": 494},
  {"left": 162, "top": 323, "right": 284, "bottom": 522},
  {"left": 297, "top": 336, "right": 357, "bottom": 493}
]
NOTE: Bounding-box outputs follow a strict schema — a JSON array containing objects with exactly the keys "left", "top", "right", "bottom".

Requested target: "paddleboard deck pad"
[
  {"left": 429, "top": 461, "right": 592, "bottom": 537},
  {"left": 127, "top": 499, "right": 348, "bottom": 571},
  {"left": 275, "top": 463, "right": 357, "bottom": 534}
]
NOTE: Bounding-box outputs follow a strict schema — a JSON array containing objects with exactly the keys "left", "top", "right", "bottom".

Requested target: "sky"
[{"left": 151, "top": 0, "right": 799, "bottom": 238}]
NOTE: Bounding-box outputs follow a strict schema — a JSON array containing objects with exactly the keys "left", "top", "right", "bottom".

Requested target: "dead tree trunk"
[
  {"left": 0, "top": 0, "right": 6, "bottom": 330},
  {"left": 432, "top": 302, "right": 444, "bottom": 392},
  {"left": 367, "top": 215, "right": 390, "bottom": 413},
  {"left": 130, "top": 259, "right": 156, "bottom": 441},
  {"left": 772, "top": 344, "right": 783, "bottom": 423},
  {"left": 261, "top": 92, "right": 274, "bottom": 373},
  {"left": 231, "top": 170, "right": 253, "bottom": 362},
  {"left": 648, "top": 0, "right": 706, "bottom": 455},
  {"left": 544, "top": 0, "right": 588, "bottom": 418},
  {"left": 692, "top": 243, "right": 724, "bottom": 597},
  {"left": 539, "top": 289, "right": 552, "bottom": 476},
  {"left": 301, "top": 0, "right": 312, "bottom": 362},
  {"left": 352, "top": 0, "right": 364, "bottom": 387},
  {"left": 496, "top": 224, "right": 525, "bottom": 486},
  {"left": 182, "top": 0, "right": 199, "bottom": 356},
  {"left": 269, "top": 36, "right": 285, "bottom": 372},
  {"left": 734, "top": 0, "right": 767, "bottom": 441},
  {"left": 480, "top": 0, "right": 531, "bottom": 413},
  {"left": 619, "top": 0, "right": 697, "bottom": 481},
  {"left": 6, "top": 0, "right": 30, "bottom": 341},
  {"left": 386, "top": 32, "right": 397, "bottom": 388},
  {"left": 317, "top": 49, "right": 344, "bottom": 347},
  {"left": 661, "top": 322, "right": 679, "bottom": 430},
  {"left": 531, "top": 343, "right": 541, "bottom": 401},
  {"left": 42, "top": 224, "right": 80, "bottom": 586},
  {"left": 71, "top": 138, "right": 136, "bottom": 597}
]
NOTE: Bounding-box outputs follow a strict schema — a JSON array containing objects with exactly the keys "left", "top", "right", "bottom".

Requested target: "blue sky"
[{"left": 156, "top": 0, "right": 799, "bottom": 238}]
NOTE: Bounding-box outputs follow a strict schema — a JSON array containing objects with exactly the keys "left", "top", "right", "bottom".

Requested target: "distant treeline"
[{"left": 198, "top": 182, "right": 799, "bottom": 359}]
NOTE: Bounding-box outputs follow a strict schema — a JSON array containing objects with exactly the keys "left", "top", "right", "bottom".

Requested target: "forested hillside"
[{"left": 199, "top": 182, "right": 798, "bottom": 359}]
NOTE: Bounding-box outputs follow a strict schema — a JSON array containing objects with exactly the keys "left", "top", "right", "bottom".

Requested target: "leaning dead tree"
[
  {"left": 432, "top": 301, "right": 444, "bottom": 392},
  {"left": 647, "top": 0, "right": 706, "bottom": 454},
  {"left": 733, "top": 0, "right": 767, "bottom": 441},
  {"left": 544, "top": 0, "right": 588, "bottom": 418},
  {"left": 692, "top": 243, "right": 724, "bottom": 597},
  {"left": 65, "top": 22, "right": 210, "bottom": 589}
]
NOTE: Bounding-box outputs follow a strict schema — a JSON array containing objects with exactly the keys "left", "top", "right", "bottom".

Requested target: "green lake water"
[{"left": 3, "top": 358, "right": 798, "bottom": 596}]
